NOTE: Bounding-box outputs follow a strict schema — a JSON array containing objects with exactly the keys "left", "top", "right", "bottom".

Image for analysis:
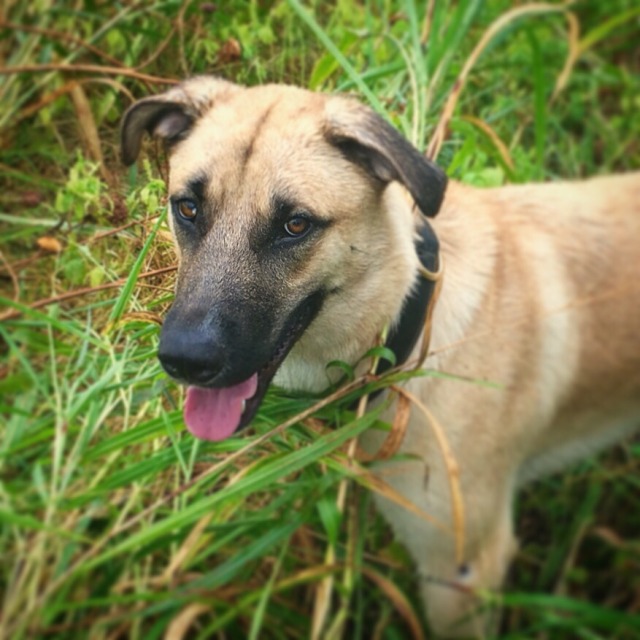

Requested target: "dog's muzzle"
[{"left": 156, "top": 290, "right": 325, "bottom": 441}]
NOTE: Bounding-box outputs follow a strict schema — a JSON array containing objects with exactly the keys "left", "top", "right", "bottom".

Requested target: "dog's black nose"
[{"left": 158, "top": 327, "right": 224, "bottom": 385}]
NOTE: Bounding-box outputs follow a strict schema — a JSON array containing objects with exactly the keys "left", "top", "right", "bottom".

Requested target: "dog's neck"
[
  {"left": 376, "top": 220, "right": 441, "bottom": 376},
  {"left": 426, "top": 181, "right": 498, "bottom": 366}
]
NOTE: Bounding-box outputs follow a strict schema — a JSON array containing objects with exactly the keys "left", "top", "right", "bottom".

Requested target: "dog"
[{"left": 120, "top": 77, "right": 640, "bottom": 637}]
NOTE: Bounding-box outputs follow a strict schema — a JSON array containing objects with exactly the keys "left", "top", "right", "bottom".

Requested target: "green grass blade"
[
  {"left": 107, "top": 208, "right": 167, "bottom": 326},
  {"left": 286, "top": 0, "right": 385, "bottom": 114},
  {"left": 83, "top": 406, "right": 383, "bottom": 571}
]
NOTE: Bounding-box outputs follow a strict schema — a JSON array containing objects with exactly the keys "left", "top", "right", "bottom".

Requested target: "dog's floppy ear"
[
  {"left": 324, "top": 99, "right": 447, "bottom": 217},
  {"left": 120, "top": 76, "right": 238, "bottom": 166}
]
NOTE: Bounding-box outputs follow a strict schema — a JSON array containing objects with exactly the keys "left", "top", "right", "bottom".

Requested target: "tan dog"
[{"left": 121, "top": 77, "right": 640, "bottom": 637}]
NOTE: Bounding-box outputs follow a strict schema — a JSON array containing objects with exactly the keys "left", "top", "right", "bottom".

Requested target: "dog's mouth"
[{"left": 181, "top": 291, "right": 324, "bottom": 442}]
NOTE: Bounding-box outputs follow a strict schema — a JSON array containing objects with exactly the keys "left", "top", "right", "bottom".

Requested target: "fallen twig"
[
  {"left": 0, "top": 265, "right": 177, "bottom": 322},
  {"left": 0, "top": 63, "right": 177, "bottom": 85}
]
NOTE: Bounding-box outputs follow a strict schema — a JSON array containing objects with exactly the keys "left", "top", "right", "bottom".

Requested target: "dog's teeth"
[{"left": 241, "top": 400, "right": 246, "bottom": 413}]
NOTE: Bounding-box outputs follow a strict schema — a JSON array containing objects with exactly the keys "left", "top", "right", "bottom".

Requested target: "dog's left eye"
[
  {"left": 284, "top": 216, "right": 311, "bottom": 238},
  {"left": 176, "top": 199, "right": 197, "bottom": 221}
]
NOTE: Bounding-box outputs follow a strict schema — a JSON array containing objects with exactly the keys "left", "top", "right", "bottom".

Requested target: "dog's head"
[{"left": 121, "top": 77, "right": 446, "bottom": 440}]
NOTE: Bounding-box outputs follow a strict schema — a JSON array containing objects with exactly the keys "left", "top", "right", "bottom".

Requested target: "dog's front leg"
[
  {"left": 362, "top": 423, "right": 519, "bottom": 638},
  {"left": 419, "top": 491, "right": 518, "bottom": 639}
]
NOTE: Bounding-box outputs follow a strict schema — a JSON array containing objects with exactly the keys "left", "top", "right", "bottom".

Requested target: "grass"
[{"left": 1, "top": 1, "right": 639, "bottom": 638}]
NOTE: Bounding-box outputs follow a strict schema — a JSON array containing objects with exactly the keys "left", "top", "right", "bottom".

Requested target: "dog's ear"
[
  {"left": 324, "top": 99, "right": 447, "bottom": 217},
  {"left": 120, "top": 76, "right": 238, "bottom": 166}
]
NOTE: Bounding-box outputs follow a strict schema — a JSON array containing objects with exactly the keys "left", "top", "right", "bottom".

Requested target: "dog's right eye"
[
  {"left": 284, "top": 216, "right": 311, "bottom": 238},
  {"left": 176, "top": 199, "right": 197, "bottom": 221}
]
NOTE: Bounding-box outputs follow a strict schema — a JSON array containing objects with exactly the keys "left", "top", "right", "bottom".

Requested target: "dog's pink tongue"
[{"left": 184, "top": 374, "right": 258, "bottom": 441}]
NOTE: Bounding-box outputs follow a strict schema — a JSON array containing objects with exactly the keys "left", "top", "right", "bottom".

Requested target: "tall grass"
[{"left": 1, "top": 1, "right": 639, "bottom": 638}]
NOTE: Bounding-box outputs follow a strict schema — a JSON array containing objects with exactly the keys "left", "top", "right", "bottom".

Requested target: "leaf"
[
  {"left": 310, "top": 53, "right": 340, "bottom": 89},
  {"left": 88, "top": 266, "right": 105, "bottom": 287},
  {"left": 325, "top": 359, "right": 355, "bottom": 381},
  {"left": 316, "top": 495, "right": 342, "bottom": 546},
  {"left": 578, "top": 7, "right": 640, "bottom": 54},
  {"left": 63, "top": 257, "right": 86, "bottom": 287},
  {"left": 363, "top": 345, "right": 397, "bottom": 368}
]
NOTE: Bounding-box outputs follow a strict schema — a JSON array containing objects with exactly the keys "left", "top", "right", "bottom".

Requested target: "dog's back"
[
  {"left": 497, "top": 173, "right": 640, "bottom": 479},
  {"left": 428, "top": 173, "right": 640, "bottom": 478}
]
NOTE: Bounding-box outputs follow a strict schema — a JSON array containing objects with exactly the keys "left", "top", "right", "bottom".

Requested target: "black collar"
[{"left": 375, "top": 220, "right": 441, "bottom": 377}]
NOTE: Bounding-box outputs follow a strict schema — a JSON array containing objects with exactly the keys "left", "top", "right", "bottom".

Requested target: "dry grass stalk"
[
  {"left": 0, "top": 265, "right": 177, "bottom": 322},
  {"left": 362, "top": 566, "right": 426, "bottom": 640},
  {"left": 552, "top": 10, "right": 580, "bottom": 100},
  {"left": 70, "top": 82, "right": 114, "bottom": 186},
  {"left": 461, "top": 115, "right": 515, "bottom": 171},
  {"left": 392, "top": 387, "right": 466, "bottom": 566},
  {"left": 426, "top": 2, "right": 572, "bottom": 160},
  {"left": 0, "top": 63, "right": 177, "bottom": 85}
]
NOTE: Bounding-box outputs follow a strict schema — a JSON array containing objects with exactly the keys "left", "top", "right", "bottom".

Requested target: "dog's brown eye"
[
  {"left": 177, "top": 199, "right": 197, "bottom": 220},
  {"left": 284, "top": 216, "right": 310, "bottom": 237}
]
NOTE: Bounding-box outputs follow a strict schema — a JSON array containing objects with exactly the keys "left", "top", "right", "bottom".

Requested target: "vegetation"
[{"left": 1, "top": 1, "right": 639, "bottom": 638}]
